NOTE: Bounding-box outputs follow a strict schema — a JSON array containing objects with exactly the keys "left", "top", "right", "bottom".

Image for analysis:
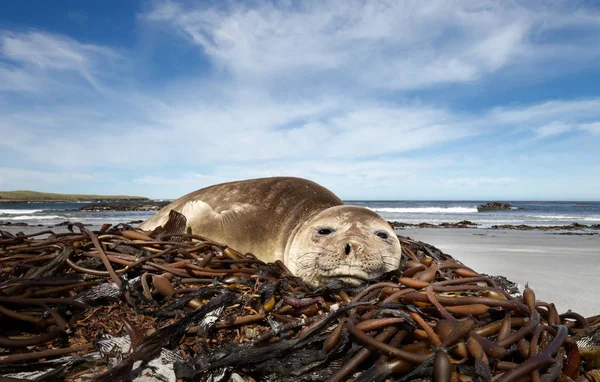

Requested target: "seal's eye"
[
  {"left": 318, "top": 228, "right": 333, "bottom": 235},
  {"left": 375, "top": 231, "right": 389, "bottom": 239}
]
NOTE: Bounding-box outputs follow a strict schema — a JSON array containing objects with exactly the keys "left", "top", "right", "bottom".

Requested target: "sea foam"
[
  {"left": 2, "top": 215, "right": 66, "bottom": 220},
  {"left": 0, "top": 209, "right": 44, "bottom": 215}
]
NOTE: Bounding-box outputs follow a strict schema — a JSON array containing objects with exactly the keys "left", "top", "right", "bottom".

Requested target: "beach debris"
[{"left": 1, "top": 222, "right": 599, "bottom": 381}]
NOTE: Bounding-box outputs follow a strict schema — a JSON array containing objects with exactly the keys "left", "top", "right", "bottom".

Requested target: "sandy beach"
[
  {"left": 2, "top": 224, "right": 599, "bottom": 317},
  {"left": 399, "top": 227, "right": 600, "bottom": 317}
]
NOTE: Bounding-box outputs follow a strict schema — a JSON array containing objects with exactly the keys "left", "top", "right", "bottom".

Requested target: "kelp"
[{"left": 0, "top": 217, "right": 599, "bottom": 381}]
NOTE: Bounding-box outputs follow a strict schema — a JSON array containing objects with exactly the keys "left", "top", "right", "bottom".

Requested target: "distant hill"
[{"left": 0, "top": 190, "right": 149, "bottom": 202}]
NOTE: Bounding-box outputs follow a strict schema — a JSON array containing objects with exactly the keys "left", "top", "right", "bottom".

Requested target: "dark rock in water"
[
  {"left": 0, "top": 221, "right": 29, "bottom": 226},
  {"left": 389, "top": 220, "right": 478, "bottom": 229},
  {"left": 389, "top": 221, "right": 437, "bottom": 229},
  {"left": 439, "top": 220, "right": 478, "bottom": 228},
  {"left": 388, "top": 222, "right": 409, "bottom": 229},
  {"left": 477, "top": 202, "right": 513, "bottom": 212},
  {"left": 51, "top": 221, "right": 92, "bottom": 227},
  {"left": 80, "top": 202, "right": 170, "bottom": 212}
]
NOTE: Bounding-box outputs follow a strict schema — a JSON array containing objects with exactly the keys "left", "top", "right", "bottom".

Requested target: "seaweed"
[{"left": 1, "top": 221, "right": 599, "bottom": 381}]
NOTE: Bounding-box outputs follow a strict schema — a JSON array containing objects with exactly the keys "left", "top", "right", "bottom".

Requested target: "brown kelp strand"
[{"left": 0, "top": 223, "right": 599, "bottom": 381}]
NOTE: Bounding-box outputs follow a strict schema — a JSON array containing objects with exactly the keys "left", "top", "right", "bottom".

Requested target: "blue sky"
[{"left": 1, "top": 1, "right": 599, "bottom": 200}]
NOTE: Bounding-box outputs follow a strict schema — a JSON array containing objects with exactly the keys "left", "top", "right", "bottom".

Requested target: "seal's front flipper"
[
  {"left": 163, "top": 210, "right": 188, "bottom": 236},
  {"left": 181, "top": 200, "right": 257, "bottom": 232},
  {"left": 148, "top": 209, "right": 188, "bottom": 238}
]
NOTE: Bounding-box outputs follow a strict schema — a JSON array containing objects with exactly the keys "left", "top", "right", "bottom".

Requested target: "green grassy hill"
[{"left": 0, "top": 190, "right": 148, "bottom": 202}]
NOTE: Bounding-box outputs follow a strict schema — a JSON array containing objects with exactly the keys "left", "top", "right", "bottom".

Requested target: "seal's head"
[{"left": 285, "top": 205, "right": 402, "bottom": 287}]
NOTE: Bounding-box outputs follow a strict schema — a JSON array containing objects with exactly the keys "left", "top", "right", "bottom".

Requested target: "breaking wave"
[
  {"left": 2, "top": 215, "right": 66, "bottom": 220},
  {"left": 0, "top": 209, "right": 44, "bottom": 215}
]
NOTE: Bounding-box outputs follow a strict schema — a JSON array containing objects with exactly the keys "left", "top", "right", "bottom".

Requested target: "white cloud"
[
  {"left": 3, "top": 32, "right": 86, "bottom": 70},
  {"left": 133, "top": 173, "right": 207, "bottom": 185},
  {"left": 0, "top": 2, "right": 599, "bottom": 199},
  {"left": 447, "top": 177, "right": 518, "bottom": 186},
  {"left": 0, "top": 65, "right": 44, "bottom": 92},
  {"left": 145, "top": 0, "right": 600, "bottom": 90},
  {"left": 481, "top": 99, "right": 600, "bottom": 145},
  {"left": 534, "top": 122, "right": 573, "bottom": 138},
  {"left": 130, "top": 157, "right": 452, "bottom": 198},
  {"left": 579, "top": 122, "right": 600, "bottom": 135},
  {"left": 1, "top": 72, "right": 600, "bottom": 180},
  {"left": 0, "top": 94, "right": 473, "bottom": 168},
  {"left": 0, "top": 31, "right": 120, "bottom": 93},
  {"left": 489, "top": 99, "right": 600, "bottom": 126},
  {"left": 0, "top": 167, "right": 95, "bottom": 190}
]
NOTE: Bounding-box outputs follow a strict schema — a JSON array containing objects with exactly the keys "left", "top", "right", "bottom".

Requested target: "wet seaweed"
[{"left": 1, "top": 221, "right": 599, "bottom": 381}]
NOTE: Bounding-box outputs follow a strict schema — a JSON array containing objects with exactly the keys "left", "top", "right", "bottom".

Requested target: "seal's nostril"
[{"left": 345, "top": 243, "right": 351, "bottom": 255}]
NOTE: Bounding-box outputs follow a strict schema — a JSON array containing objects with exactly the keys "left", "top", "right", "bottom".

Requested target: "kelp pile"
[{"left": 1, "top": 217, "right": 599, "bottom": 381}]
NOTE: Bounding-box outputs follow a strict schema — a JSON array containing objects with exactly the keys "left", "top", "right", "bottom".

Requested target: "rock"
[
  {"left": 0, "top": 221, "right": 29, "bottom": 227},
  {"left": 439, "top": 220, "right": 478, "bottom": 228},
  {"left": 390, "top": 220, "right": 478, "bottom": 229},
  {"left": 477, "top": 202, "right": 513, "bottom": 212},
  {"left": 388, "top": 222, "right": 411, "bottom": 229}
]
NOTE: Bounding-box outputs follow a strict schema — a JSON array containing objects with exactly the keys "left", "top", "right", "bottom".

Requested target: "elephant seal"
[{"left": 139, "top": 177, "right": 402, "bottom": 287}]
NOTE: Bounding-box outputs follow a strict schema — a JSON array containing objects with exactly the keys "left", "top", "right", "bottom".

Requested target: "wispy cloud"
[
  {"left": 447, "top": 177, "right": 518, "bottom": 186},
  {"left": 0, "top": 65, "right": 44, "bottom": 92},
  {"left": 0, "top": 167, "right": 95, "bottom": 189},
  {"left": 534, "top": 122, "right": 573, "bottom": 139},
  {"left": 579, "top": 122, "right": 600, "bottom": 135},
  {"left": 145, "top": 1, "right": 600, "bottom": 90},
  {"left": 0, "top": 31, "right": 120, "bottom": 93}
]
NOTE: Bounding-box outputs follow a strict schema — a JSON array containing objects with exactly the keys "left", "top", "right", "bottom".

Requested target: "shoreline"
[
  {"left": 3, "top": 219, "right": 600, "bottom": 232},
  {"left": 390, "top": 220, "right": 600, "bottom": 231}
]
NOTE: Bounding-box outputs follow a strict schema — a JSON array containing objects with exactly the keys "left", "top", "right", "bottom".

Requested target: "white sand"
[
  {"left": 399, "top": 228, "right": 600, "bottom": 317},
  {"left": 3, "top": 225, "right": 599, "bottom": 316}
]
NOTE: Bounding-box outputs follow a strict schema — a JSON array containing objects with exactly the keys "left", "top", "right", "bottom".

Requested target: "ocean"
[
  {"left": 2, "top": 200, "right": 600, "bottom": 229},
  {"left": 0, "top": 202, "right": 157, "bottom": 228}
]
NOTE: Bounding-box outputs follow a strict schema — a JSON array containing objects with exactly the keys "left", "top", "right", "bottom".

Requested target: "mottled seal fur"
[{"left": 139, "top": 177, "right": 402, "bottom": 287}]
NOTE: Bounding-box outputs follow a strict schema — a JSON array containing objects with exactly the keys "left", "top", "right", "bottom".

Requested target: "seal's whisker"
[{"left": 296, "top": 251, "right": 324, "bottom": 260}]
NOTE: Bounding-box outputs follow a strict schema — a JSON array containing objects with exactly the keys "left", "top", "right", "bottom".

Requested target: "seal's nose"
[{"left": 343, "top": 240, "right": 363, "bottom": 256}]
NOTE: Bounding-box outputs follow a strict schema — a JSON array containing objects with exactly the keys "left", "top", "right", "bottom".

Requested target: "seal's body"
[{"left": 139, "top": 177, "right": 401, "bottom": 286}]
